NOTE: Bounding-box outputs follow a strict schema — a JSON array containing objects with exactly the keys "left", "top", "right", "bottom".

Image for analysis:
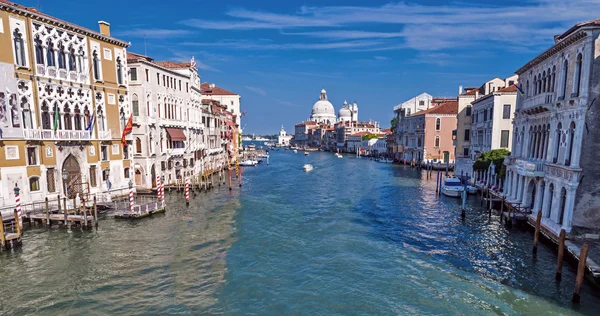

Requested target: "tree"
[
  {"left": 472, "top": 149, "right": 510, "bottom": 178},
  {"left": 361, "top": 133, "right": 380, "bottom": 141},
  {"left": 390, "top": 117, "right": 398, "bottom": 131}
]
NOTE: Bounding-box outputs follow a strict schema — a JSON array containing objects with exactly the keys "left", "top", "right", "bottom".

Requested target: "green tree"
[
  {"left": 361, "top": 133, "right": 380, "bottom": 141},
  {"left": 472, "top": 149, "right": 511, "bottom": 178},
  {"left": 390, "top": 117, "right": 398, "bottom": 131}
]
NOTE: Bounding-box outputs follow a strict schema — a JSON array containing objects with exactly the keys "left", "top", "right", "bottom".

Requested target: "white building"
[
  {"left": 504, "top": 19, "right": 600, "bottom": 234},
  {"left": 311, "top": 89, "right": 336, "bottom": 124},
  {"left": 338, "top": 100, "right": 358, "bottom": 122},
  {"left": 393, "top": 93, "right": 433, "bottom": 117},
  {"left": 277, "top": 125, "right": 293, "bottom": 146},
  {"left": 470, "top": 85, "right": 518, "bottom": 158}
]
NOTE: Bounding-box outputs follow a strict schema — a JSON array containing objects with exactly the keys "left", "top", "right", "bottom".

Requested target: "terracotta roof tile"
[
  {"left": 201, "top": 82, "right": 238, "bottom": 96},
  {"left": 412, "top": 101, "right": 458, "bottom": 116},
  {"left": 497, "top": 85, "right": 518, "bottom": 93},
  {"left": 154, "top": 61, "right": 193, "bottom": 69},
  {"left": 350, "top": 132, "right": 371, "bottom": 137}
]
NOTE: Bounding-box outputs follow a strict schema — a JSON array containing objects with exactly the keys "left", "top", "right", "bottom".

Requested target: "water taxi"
[
  {"left": 303, "top": 164, "right": 313, "bottom": 172},
  {"left": 239, "top": 160, "right": 259, "bottom": 166},
  {"left": 335, "top": 153, "right": 342, "bottom": 158},
  {"left": 304, "top": 152, "right": 309, "bottom": 156}
]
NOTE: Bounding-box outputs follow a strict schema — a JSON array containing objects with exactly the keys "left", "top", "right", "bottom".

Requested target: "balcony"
[
  {"left": 23, "top": 129, "right": 113, "bottom": 141},
  {"left": 98, "top": 130, "right": 112, "bottom": 140},
  {"left": 169, "top": 148, "right": 186, "bottom": 156},
  {"left": 514, "top": 158, "right": 545, "bottom": 177},
  {"left": 521, "top": 92, "right": 554, "bottom": 112}
]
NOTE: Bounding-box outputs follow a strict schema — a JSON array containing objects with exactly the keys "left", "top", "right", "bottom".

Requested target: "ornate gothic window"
[
  {"left": 13, "top": 28, "right": 26, "bottom": 67},
  {"left": 74, "top": 105, "right": 82, "bottom": 130},
  {"left": 551, "top": 66, "right": 556, "bottom": 93},
  {"left": 573, "top": 53, "right": 583, "bottom": 97},
  {"left": 93, "top": 50, "right": 100, "bottom": 80},
  {"left": 553, "top": 122, "right": 562, "bottom": 163},
  {"left": 533, "top": 75, "right": 537, "bottom": 95},
  {"left": 53, "top": 102, "right": 61, "bottom": 130},
  {"left": 132, "top": 94, "right": 139, "bottom": 116},
  {"left": 116, "top": 57, "right": 123, "bottom": 85},
  {"left": 46, "top": 39, "right": 56, "bottom": 67},
  {"left": 84, "top": 106, "right": 91, "bottom": 127},
  {"left": 97, "top": 105, "right": 105, "bottom": 132},
  {"left": 57, "top": 42, "right": 66, "bottom": 69},
  {"left": 77, "top": 46, "right": 85, "bottom": 74},
  {"left": 542, "top": 71, "right": 547, "bottom": 93},
  {"left": 63, "top": 104, "right": 72, "bottom": 130},
  {"left": 68, "top": 45, "right": 77, "bottom": 71},
  {"left": 561, "top": 60, "right": 568, "bottom": 98},
  {"left": 41, "top": 101, "right": 51, "bottom": 129},
  {"left": 565, "top": 122, "right": 575, "bottom": 166},
  {"left": 34, "top": 37, "right": 44, "bottom": 65},
  {"left": 21, "top": 97, "right": 33, "bottom": 129}
]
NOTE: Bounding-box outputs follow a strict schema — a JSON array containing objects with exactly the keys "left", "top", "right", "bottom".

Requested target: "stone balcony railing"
[
  {"left": 511, "top": 157, "right": 545, "bottom": 177},
  {"left": 36, "top": 65, "right": 88, "bottom": 84},
  {"left": 521, "top": 92, "right": 554, "bottom": 112},
  {"left": 23, "top": 129, "right": 112, "bottom": 141}
]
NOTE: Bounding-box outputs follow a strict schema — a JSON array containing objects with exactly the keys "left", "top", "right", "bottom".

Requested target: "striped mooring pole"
[
  {"left": 156, "top": 175, "right": 162, "bottom": 203},
  {"left": 128, "top": 181, "right": 135, "bottom": 214},
  {"left": 14, "top": 183, "right": 22, "bottom": 229},
  {"left": 185, "top": 177, "right": 190, "bottom": 206}
]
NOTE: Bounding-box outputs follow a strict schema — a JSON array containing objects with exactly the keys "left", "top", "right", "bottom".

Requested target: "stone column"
[
  {"left": 546, "top": 121, "right": 556, "bottom": 163},
  {"left": 549, "top": 187, "right": 560, "bottom": 223},
  {"left": 512, "top": 174, "right": 518, "bottom": 200},
  {"left": 541, "top": 181, "right": 551, "bottom": 218},
  {"left": 561, "top": 186, "right": 577, "bottom": 232},
  {"left": 504, "top": 171, "right": 510, "bottom": 195},
  {"left": 533, "top": 179, "right": 543, "bottom": 212},
  {"left": 570, "top": 121, "right": 584, "bottom": 168}
]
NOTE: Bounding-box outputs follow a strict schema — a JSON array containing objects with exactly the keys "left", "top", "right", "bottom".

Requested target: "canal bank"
[{"left": 2, "top": 151, "right": 600, "bottom": 315}]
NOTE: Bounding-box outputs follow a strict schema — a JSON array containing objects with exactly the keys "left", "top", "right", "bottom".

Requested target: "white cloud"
[
  {"left": 245, "top": 86, "right": 267, "bottom": 96},
  {"left": 114, "top": 28, "right": 192, "bottom": 39},
  {"left": 183, "top": 39, "right": 383, "bottom": 50}
]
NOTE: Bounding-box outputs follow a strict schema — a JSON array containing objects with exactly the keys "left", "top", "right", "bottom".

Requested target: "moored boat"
[
  {"left": 304, "top": 152, "right": 309, "bottom": 156},
  {"left": 466, "top": 185, "right": 478, "bottom": 195},
  {"left": 239, "top": 160, "right": 259, "bottom": 166},
  {"left": 303, "top": 164, "right": 313, "bottom": 172},
  {"left": 441, "top": 176, "right": 464, "bottom": 198}
]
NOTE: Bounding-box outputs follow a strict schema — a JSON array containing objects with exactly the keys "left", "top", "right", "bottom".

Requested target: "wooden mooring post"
[
  {"left": 63, "top": 197, "right": 68, "bottom": 225},
  {"left": 532, "top": 211, "right": 542, "bottom": 253},
  {"left": 0, "top": 214, "right": 6, "bottom": 249},
  {"left": 14, "top": 209, "right": 21, "bottom": 239},
  {"left": 556, "top": 229, "right": 566, "bottom": 281},
  {"left": 499, "top": 196, "right": 504, "bottom": 223},
  {"left": 572, "top": 243, "right": 590, "bottom": 303},
  {"left": 45, "top": 197, "right": 50, "bottom": 226},
  {"left": 93, "top": 196, "right": 98, "bottom": 229}
]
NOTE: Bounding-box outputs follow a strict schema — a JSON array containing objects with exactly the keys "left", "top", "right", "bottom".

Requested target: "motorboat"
[
  {"left": 258, "top": 154, "right": 269, "bottom": 158},
  {"left": 239, "top": 160, "right": 258, "bottom": 166},
  {"left": 293, "top": 149, "right": 298, "bottom": 153},
  {"left": 466, "top": 185, "right": 478, "bottom": 195},
  {"left": 303, "top": 164, "right": 313, "bottom": 172},
  {"left": 335, "top": 153, "right": 342, "bottom": 158},
  {"left": 441, "top": 176, "right": 464, "bottom": 198},
  {"left": 380, "top": 158, "right": 393, "bottom": 163},
  {"left": 304, "top": 152, "right": 309, "bottom": 156}
]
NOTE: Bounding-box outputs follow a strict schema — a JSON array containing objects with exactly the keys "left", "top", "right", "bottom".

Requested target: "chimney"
[
  {"left": 475, "top": 90, "right": 479, "bottom": 99},
  {"left": 98, "top": 21, "right": 110, "bottom": 36},
  {"left": 459, "top": 85, "right": 463, "bottom": 95}
]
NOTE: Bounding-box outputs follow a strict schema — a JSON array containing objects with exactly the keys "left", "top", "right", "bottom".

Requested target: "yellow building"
[{"left": 0, "top": 0, "right": 131, "bottom": 211}]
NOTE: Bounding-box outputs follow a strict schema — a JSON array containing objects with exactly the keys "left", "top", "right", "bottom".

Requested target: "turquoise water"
[{"left": 1, "top": 151, "right": 599, "bottom": 315}]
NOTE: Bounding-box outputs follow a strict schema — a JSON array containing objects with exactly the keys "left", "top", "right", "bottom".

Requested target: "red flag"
[{"left": 121, "top": 114, "right": 133, "bottom": 147}]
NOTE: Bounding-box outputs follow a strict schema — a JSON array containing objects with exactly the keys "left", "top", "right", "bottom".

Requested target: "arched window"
[
  {"left": 136, "top": 137, "right": 142, "bottom": 154},
  {"left": 542, "top": 71, "right": 547, "bottom": 93},
  {"left": 21, "top": 97, "right": 33, "bottom": 129},
  {"left": 551, "top": 65, "right": 556, "bottom": 92},
  {"left": 68, "top": 45, "right": 77, "bottom": 71},
  {"left": 553, "top": 122, "right": 562, "bottom": 163},
  {"left": 74, "top": 105, "right": 82, "bottom": 130},
  {"left": 435, "top": 118, "right": 441, "bottom": 130},
  {"left": 561, "top": 60, "right": 568, "bottom": 98},
  {"left": 77, "top": 46, "right": 85, "bottom": 74},
  {"left": 573, "top": 53, "right": 583, "bottom": 97},
  {"left": 132, "top": 94, "right": 139, "bottom": 116},
  {"left": 147, "top": 101, "right": 151, "bottom": 117},
  {"left": 434, "top": 136, "right": 440, "bottom": 148},
  {"left": 565, "top": 122, "right": 575, "bottom": 166},
  {"left": 29, "top": 176, "right": 40, "bottom": 191},
  {"left": 63, "top": 104, "right": 72, "bottom": 130},
  {"left": 34, "top": 37, "right": 44, "bottom": 65},
  {"left": 124, "top": 167, "right": 130, "bottom": 179},
  {"left": 533, "top": 75, "right": 537, "bottom": 95},
  {"left": 46, "top": 39, "right": 55, "bottom": 67},
  {"left": 548, "top": 183, "right": 554, "bottom": 218},
  {"left": 537, "top": 73, "right": 542, "bottom": 94},
  {"left": 57, "top": 42, "right": 66, "bottom": 69},
  {"left": 41, "top": 101, "right": 51, "bottom": 129},
  {"left": 525, "top": 80, "right": 529, "bottom": 98},
  {"left": 13, "top": 28, "right": 26, "bottom": 67},
  {"left": 116, "top": 57, "right": 123, "bottom": 85},
  {"left": 93, "top": 50, "right": 100, "bottom": 80},
  {"left": 53, "top": 102, "right": 61, "bottom": 130}
]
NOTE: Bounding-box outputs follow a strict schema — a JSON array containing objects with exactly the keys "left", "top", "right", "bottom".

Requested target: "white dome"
[
  {"left": 312, "top": 100, "right": 335, "bottom": 116},
  {"left": 338, "top": 106, "right": 351, "bottom": 118},
  {"left": 321, "top": 88, "right": 327, "bottom": 94}
]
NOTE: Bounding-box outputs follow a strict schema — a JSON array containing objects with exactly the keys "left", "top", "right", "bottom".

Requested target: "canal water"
[{"left": 1, "top": 151, "right": 600, "bottom": 315}]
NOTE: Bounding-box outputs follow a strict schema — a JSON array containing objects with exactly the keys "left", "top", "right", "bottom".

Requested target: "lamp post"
[{"left": 62, "top": 169, "right": 69, "bottom": 198}]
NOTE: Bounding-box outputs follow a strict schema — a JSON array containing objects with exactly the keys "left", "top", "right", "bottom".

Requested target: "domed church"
[
  {"left": 311, "top": 89, "right": 337, "bottom": 124},
  {"left": 338, "top": 100, "right": 358, "bottom": 122}
]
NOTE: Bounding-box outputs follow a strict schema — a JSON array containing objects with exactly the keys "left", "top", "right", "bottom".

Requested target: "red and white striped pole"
[
  {"left": 14, "top": 183, "right": 22, "bottom": 228},
  {"left": 185, "top": 177, "right": 190, "bottom": 206},
  {"left": 156, "top": 175, "right": 162, "bottom": 203},
  {"left": 160, "top": 175, "right": 165, "bottom": 208},
  {"left": 129, "top": 181, "right": 135, "bottom": 214}
]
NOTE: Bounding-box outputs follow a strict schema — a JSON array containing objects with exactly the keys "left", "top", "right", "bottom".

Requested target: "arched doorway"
[
  {"left": 547, "top": 183, "right": 554, "bottom": 218},
  {"left": 62, "top": 155, "right": 82, "bottom": 199},
  {"left": 151, "top": 164, "right": 156, "bottom": 188},
  {"left": 135, "top": 168, "right": 143, "bottom": 186}
]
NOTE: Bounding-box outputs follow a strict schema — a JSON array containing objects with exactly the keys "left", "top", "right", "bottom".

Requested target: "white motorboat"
[
  {"left": 466, "top": 185, "right": 478, "bottom": 195},
  {"left": 303, "top": 164, "right": 313, "bottom": 172},
  {"left": 380, "top": 158, "right": 393, "bottom": 163},
  {"left": 441, "top": 176, "right": 464, "bottom": 198},
  {"left": 335, "top": 153, "right": 342, "bottom": 158},
  {"left": 293, "top": 149, "right": 298, "bottom": 153},
  {"left": 239, "top": 160, "right": 258, "bottom": 166},
  {"left": 258, "top": 154, "right": 269, "bottom": 158},
  {"left": 304, "top": 152, "right": 309, "bottom": 156}
]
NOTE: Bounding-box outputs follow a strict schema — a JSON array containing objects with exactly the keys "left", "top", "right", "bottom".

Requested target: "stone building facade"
[
  {"left": 0, "top": 1, "right": 131, "bottom": 214},
  {"left": 504, "top": 19, "right": 600, "bottom": 234}
]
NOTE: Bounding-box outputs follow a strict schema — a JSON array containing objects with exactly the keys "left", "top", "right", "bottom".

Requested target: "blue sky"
[{"left": 23, "top": 0, "right": 600, "bottom": 134}]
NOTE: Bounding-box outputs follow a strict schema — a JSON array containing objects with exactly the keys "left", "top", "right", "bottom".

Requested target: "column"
[
  {"left": 570, "top": 122, "right": 584, "bottom": 168},
  {"left": 504, "top": 171, "right": 510, "bottom": 195},
  {"left": 533, "top": 180, "right": 543, "bottom": 212},
  {"left": 562, "top": 186, "right": 577, "bottom": 231},
  {"left": 512, "top": 173, "right": 518, "bottom": 200},
  {"left": 549, "top": 187, "right": 560, "bottom": 223},
  {"left": 546, "top": 122, "right": 555, "bottom": 163},
  {"left": 541, "top": 181, "right": 551, "bottom": 218}
]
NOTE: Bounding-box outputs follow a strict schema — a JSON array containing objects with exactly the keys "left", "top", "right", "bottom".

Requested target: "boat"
[
  {"left": 293, "top": 149, "right": 298, "bottom": 153},
  {"left": 335, "top": 153, "right": 342, "bottom": 158},
  {"left": 304, "top": 152, "right": 309, "bottom": 156},
  {"left": 303, "top": 164, "right": 313, "bottom": 172},
  {"left": 441, "top": 176, "right": 465, "bottom": 198},
  {"left": 380, "top": 158, "right": 393, "bottom": 163},
  {"left": 466, "top": 185, "right": 478, "bottom": 195},
  {"left": 239, "top": 160, "right": 258, "bottom": 166},
  {"left": 258, "top": 154, "right": 269, "bottom": 158}
]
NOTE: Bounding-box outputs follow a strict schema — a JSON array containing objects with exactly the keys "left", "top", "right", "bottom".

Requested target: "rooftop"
[
  {"left": 411, "top": 101, "right": 458, "bottom": 116},
  {"left": 154, "top": 61, "right": 193, "bottom": 69},
  {"left": 201, "top": 83, "right": 238, "bottom": 96}
]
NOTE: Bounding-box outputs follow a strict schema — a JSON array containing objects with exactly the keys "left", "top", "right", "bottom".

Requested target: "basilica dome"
[
  {"left": 310, "top": 88, "right": 337, "bottom": 124},
  {"left": 338, "top": 100, "right": 352, "bottom": 121}
]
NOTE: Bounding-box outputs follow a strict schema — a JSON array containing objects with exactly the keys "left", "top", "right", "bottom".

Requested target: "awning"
[{"left": 166, "top": 128, "right": 186, "bottom": 141}]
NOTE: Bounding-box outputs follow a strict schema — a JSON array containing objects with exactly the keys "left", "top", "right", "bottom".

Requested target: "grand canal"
[{"left": 1, "top": 150, "right": 600, "bottom": 315}]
